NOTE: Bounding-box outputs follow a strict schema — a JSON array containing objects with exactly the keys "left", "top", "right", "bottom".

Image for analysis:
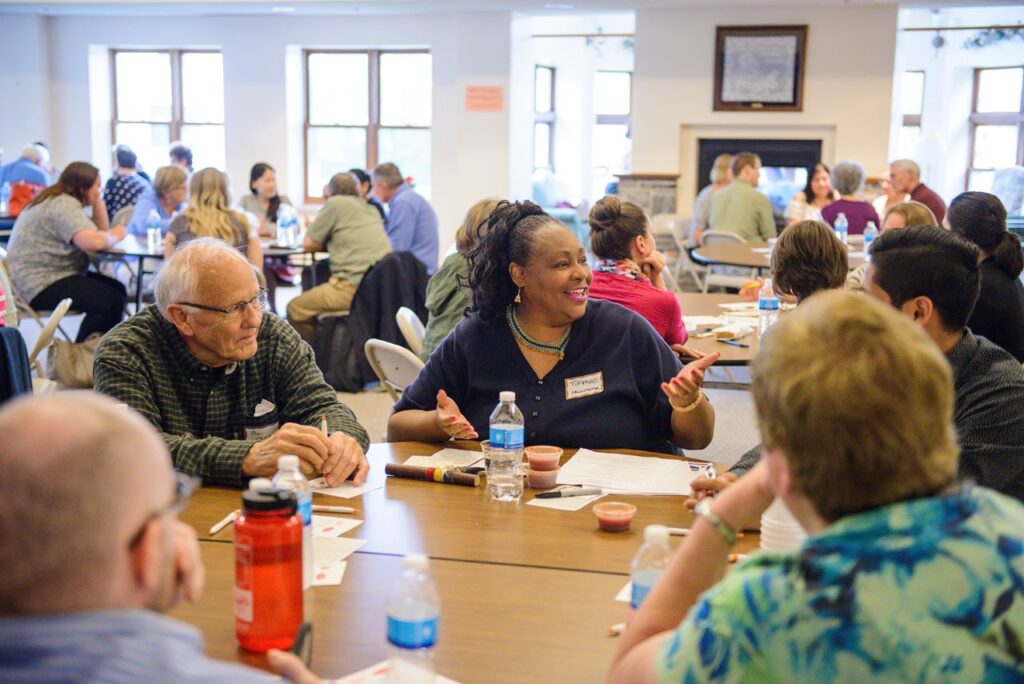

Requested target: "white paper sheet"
[
  {"left": 615, "top": 581, "right": 631, "bottom": 603},
  {"left": 312, "top": 536, "right": 366, "bottom": 565},
  {"left": 526, "top": 491, "right": 605, "bottom": 511},
  {"left": 751, "top": 247, "right": 773, "bottom": 254},
  {"left": 336, "top": 661, "right": 460, "bottom": 684},
  {"left": 402, "top": 448, "right": 483, "bottom": 468},
  {"left": 718, "top": 302, "right": 758, "bottom": 312},
  {"left": 683, "top": 315, "right": 726, "bottom": 333},
  {"left": 556, "top": 449, "right": 698, "bottom": 496},
  {"left": 311, "top": 515, "right": 362, "bottom": 538},
  {"left": 308, "top": 478, "right": 383, "bottom": 499},
  {"left": 312, "top": 559, "right": 347, "bottom": 586}
]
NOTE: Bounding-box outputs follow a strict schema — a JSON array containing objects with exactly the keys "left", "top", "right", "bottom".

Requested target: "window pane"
[
  {"left": 973, "top": 125, "right": 1019, "bottom": 168},
  {"left": 968, "top": 170, "right": 995, "bottom": 193},
  {"left": 593, "top": 72, "right": 631, "bottom": 116},
  {"left": 308, "top": 53, "right": 369, "bottom": 126},
  {"left": 182, "top": 53, "right": 224, "bottom": 124},
  {"left": 307, "top": 127, "right": 367, "bottom": 197},
  {"left": 380, "top": 53, "right": 432, "bottom": 127},
  {"left": 977, "top": 68, "right": 1023, "bottom": 114},
  {"left": 535, "top": 66, "right": 553, "bottom": 113},
  {"left": 115, "top": 52, "right": 171, "bottom": 122},
  {"left": 180, "top": 124, "right": 226, "bottom": 172},
  {"left": 378, "top": 128, "right": 431, "bottom": 200},
  {"left": 901, "top": 71, "right": 924, "bottom": 116},
  {"left": 897, "top": 125, "right": 920, "bottom": 160},
  {"left": 114, "top": 122, "right": 170, "bottom": 175},
  {"left": 591, "top": 123, "right": 631, "bottom": 199},
  {"left": 534, "top": 123, "right": 551, "bottom": 169}
]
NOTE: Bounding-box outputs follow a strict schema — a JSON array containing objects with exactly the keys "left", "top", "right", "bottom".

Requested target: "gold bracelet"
[{"left": 671, "top": 390, "right": 705, "bottom": 413}]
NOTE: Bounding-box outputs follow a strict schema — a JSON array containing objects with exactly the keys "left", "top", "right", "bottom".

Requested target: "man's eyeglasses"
[
  {"left": 179, "top": 289, "right": 269, "bottom": 320},
  {"left": 129, "top": 471, "right": 201, "bottom": 549}
]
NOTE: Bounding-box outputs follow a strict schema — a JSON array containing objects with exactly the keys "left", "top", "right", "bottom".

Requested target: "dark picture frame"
[{"left": 713, "top": 25, "right": 808, "bottom": 112}]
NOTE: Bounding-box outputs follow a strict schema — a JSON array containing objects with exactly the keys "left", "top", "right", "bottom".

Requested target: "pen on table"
[
  {"left": 719, "top": 339, "right": 750, "bottom": 348},
  {"left": 312, "top": 505, "right": 356, "bottom": 514},
  {"left": 535, "top": 487, "right": 603, "bottom": 499},
  {"left": 667, "top": 527, "right": 745, "bottom": 540},
  {"left": 608, "top": 622, "right": 625, "bottom": 637},
  {"left": 209, "top": 510, "right": 239, "bottom": 535}
]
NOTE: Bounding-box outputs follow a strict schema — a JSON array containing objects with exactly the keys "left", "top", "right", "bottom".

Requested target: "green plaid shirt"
[{"left": 94, "top": 306, "right": 369, "bottom": 486}]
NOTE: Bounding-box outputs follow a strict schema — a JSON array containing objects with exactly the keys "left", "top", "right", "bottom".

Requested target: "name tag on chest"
[
  {"left": 564, "top": 371, "right": 604, "bottom": 400},
  {"left": 245, "top": 422, "right": 279, "bottom": 440}
]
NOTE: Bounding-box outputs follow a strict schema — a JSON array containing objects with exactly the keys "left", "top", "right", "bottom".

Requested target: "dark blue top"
[{"left": 394, "top": 298, "right": 684, "bottom": 453}]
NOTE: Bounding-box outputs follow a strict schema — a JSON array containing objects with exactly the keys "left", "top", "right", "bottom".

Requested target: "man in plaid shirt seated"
[{"left": 95, "top": 238, "right": 370, "bottom": 487}]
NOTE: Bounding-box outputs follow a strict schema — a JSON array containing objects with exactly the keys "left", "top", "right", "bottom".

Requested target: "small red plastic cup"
[
  {"left": 593, "top": 502, "right": 637, "bottom": 532},
  {"left": 525, "top": 446, "right": 563, "bottom": 471}
]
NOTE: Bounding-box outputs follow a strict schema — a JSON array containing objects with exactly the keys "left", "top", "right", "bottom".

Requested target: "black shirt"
[
  {"left": 968, "top": 257, "right": 1024, "bottom": 362},
  {"left": 393, "top": 298, "right": 684, "bottom": 453}
]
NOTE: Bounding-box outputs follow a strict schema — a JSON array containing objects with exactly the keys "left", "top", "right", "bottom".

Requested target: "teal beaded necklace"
[{"left": 506, "top": 304, "right": 571, "bottom": 360}]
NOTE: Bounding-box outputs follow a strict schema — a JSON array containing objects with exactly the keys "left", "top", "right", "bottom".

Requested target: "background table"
[
  {"left": 676, "top": 292, "right": 757, "bottom": 365},
  {"left": 176, "top": 442, "right": 761, "bottom": 681},
  {"left": 692, "top": 240, "right": 865, "bottom": 272}
]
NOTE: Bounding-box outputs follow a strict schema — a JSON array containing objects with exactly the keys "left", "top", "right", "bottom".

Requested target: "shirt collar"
[{"left": 945, "top": 328, "right": 976, "bottom": 384}]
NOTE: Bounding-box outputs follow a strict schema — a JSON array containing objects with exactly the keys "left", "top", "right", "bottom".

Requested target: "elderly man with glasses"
[
  {"left": 0, "top": 392, "right": 319, "bottom": 681},
  {"left": 94, "top": 238, "right": 370, "bottom": 487}
]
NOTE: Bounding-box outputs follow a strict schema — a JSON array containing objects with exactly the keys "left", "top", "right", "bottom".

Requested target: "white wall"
[
  {"left": 895, "top": 6, "right": 1024, "bottom": 202},
  {"left": 632, "top": 4, "right": 899, "bottom": 217},
  {"left": 3, "top": 11, "right": 513, "bottom": 256},
  {"left": 0, "top": 15, "right": 52, "bottom": 162}
]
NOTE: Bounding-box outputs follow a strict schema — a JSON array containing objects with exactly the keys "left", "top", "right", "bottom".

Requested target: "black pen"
[
  {"left": 719, "top": 340, "right": 750, "bottom": 348},
  {"left": 535, "top": 487, "right": 602, "bottom": 499}
]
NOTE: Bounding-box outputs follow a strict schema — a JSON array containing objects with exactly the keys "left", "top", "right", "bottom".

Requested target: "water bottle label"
[
  {"left": 758, "top": 299, "right": 780, "bottom": 311},
  {"left": 234, "top": 586, "right": 254, "bottom": 623},
  {"left": 298, "top": 499, "right": 312, "bottom": 526},
  {"left": 630, "top": 582, "right": 652, "bottom": 610},
  {"left": 387, "top": 616, "right": 439, "bottom": 649},
  {"left": 489, "top": 426, "right": 524, "bottom": 449}
]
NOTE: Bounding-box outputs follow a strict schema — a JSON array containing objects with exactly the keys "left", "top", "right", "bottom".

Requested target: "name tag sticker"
[
  {"left": 245, "top": 422, "right": 279, "bottom": 440},
  {"left": 565, "top": 372, "right": 604, "bottom": 400}
]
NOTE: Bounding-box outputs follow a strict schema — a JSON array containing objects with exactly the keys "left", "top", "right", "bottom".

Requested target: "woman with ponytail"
[
  {"left": 387, "top": 200, "right": 719, "bottom": 453},
  {"left": 947, "top": 191, "right": 1024, "bottom": 362},
  {"left": 588, "top": 196, "right": 700, "bottom": 357}
]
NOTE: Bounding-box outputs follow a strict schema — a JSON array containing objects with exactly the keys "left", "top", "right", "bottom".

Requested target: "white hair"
[
  {"left": 890, "top": 159, "right": 921, "bottom": 179},
  {"left": 21, "top": 145, "right": 44, "bottom": 164},
  {"left": 155, "top": 237, "right": 251, "bottom": 319}
]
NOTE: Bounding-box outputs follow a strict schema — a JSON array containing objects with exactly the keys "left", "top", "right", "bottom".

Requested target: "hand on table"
[
  {"left": 243, "top": 423, "right": 331, "bottom": 478},
  {"left": 661, "top": 352, "right": 719, "bottom": 408},
  {"left": 684, "top": 472, "right": 738, "bottom": 510},
  {"left": 108, "top": 224, "right": 127, "bottom": 241},
  {"left": 323, "top": 431, "right": 368, "bottom": 485},
  {"left": 267, "top": 649, "right": 321, "bottom": 683},
  {"left": 435, "top": 389, "right": 478, "bottom": 439}
]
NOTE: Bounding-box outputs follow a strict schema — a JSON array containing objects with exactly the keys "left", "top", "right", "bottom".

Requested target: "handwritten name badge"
[{"left": 565, "top": 371, "right": 604, "bottom": 400}]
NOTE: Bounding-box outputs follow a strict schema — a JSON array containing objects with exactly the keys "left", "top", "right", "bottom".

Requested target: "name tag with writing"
[
  {"left": 245, "top": 422, "right": 279, "bottom": 440},
  {"left": 565, "top": 372, "right": 604, "bottom": 400}
]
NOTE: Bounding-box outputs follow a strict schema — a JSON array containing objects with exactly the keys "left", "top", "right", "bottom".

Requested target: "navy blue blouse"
[{"left": 393, "top": 298, "right": 684, "bottom": 453}]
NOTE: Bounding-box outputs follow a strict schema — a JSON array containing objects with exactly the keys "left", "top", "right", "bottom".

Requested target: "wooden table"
[
  {"left": 182, "top": 442, "right": 760, "bottom": 575},
  {"left": 692, "top": 240, "right": 865, "bottom": 272},
  {"left": 175, "top": 442, "right": 761, "bottom": 680},
  {"left": 676, "top": 292, "right": 758, "bottom": 365}
]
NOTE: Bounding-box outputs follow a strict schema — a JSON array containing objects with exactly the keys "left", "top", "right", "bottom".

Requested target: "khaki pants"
[{"left": 287, "top": 276, "right": 357, "bottom": 345}]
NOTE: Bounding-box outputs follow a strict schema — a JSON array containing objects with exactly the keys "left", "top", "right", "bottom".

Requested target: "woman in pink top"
[{"left": 588, "top": 196, "right": 699, "bottom": 357}]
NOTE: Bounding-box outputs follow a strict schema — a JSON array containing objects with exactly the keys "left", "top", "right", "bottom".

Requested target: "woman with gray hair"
[{"left": 821, "top": 160, "right": 880, "bottom": 235}]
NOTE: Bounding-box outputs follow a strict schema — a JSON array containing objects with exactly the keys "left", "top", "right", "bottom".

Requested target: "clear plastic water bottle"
[
  {"left": 0, "top": 182, "right": 11, "bottom": 216},
  {"left": 146, "top": 209, "right": 162, "bottom": 252},
  {"left": 276, "top": 205, "right": 298, "bottom": 247},
  {"left": 387, "top": 553, "right": 439, "bottom": 684},
  {"left": 272, "top": 456, "right": 313, "bottom": 589},
  {"left": 833, "top": 212, "right": 849, "bottom": 245},
  {"left": 863, "top": 220, "right": 878, "bottom": 259},
  {"left": 630, "top": 524, "right": 672, "bottom": 610},
  {"left": 487, "top": 391, "right": 525, "bottom": 502},
  {"left": 757, "top": 277, "right": 780, "bottom": 340}
]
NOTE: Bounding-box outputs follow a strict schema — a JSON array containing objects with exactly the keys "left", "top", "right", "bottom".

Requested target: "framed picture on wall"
[{"left": 713, "top": 25, "right": 808, "bottom": 112}]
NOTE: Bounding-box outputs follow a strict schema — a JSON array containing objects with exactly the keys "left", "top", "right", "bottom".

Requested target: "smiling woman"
[{"left": 386, "top": 200, "right": 719, "bottom": 454}]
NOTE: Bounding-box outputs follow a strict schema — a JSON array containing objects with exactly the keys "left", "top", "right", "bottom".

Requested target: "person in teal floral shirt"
[{"left": 609, "top": 290, "right": 1024, "bottom": 683}]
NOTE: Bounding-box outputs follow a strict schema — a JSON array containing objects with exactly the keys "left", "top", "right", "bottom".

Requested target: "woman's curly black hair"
[{"left": 461, "top": 200, "right": 553, "bottom": 321}]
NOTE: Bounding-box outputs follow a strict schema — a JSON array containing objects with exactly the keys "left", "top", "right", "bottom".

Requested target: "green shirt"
[
  {"left": 307, "top": 195, "right": 392, "bottom": 287},
  {"left": 93, "top": 306, "right": 369, "bottom": 486},
  {"left": 708, "top": 181, "right": 777, "bottom": 242},
  {"left": 420, "top": 251, "right": 470, "bottom": 361}
]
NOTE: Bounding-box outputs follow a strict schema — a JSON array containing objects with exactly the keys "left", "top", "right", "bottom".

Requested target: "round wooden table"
[
  {"left": 692, "top": 240, "right": 866, "bottom": 272},
  {"left": 174, "top": 442, "right": 761, "bottom": 682},
  {"left": 676, "top": 292, "right": 758, "bottom": 366}
]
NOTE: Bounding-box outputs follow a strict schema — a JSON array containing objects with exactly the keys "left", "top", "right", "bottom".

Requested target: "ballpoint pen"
[
  {"left": 719, "top": 339, "right": 750, "bottom": 348},
  {"left": 535, "top": 487, "right": 603, "bottom": 499}
]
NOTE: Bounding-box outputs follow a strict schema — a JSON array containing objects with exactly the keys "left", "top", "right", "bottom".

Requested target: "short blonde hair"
[
  {"left": 455, "top": 198, "right": 500, "bottom": 254},
  {"left": 751, "top": 290, "right": 957, "bottom": 521},
  {"left": 884, "top": 200, "right": 937, "bottom": 230},
  {"left": 710, "top": 154, "right": 734, "bottom": 184},
  {"left": 153, "top": 165, "right": 187, "bottom": 200},
  {"left": 771, "top": 220, "right": 848, "bottom": 302}
]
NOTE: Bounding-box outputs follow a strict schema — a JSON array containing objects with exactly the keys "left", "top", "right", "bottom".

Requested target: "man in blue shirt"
[
  {"left": 372, "top": 162, "right": 439, "bottom": 274},
  {"left": 0, "top": 392, "right": 320, "bottom": 683},
  {"left": 0, "top": 145, "right": 52, "bottom": 215}
]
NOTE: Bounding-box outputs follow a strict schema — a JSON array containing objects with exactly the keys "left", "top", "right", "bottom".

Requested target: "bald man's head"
[{"left": 0, "top": 392, "right": 173, "bottom": 614}]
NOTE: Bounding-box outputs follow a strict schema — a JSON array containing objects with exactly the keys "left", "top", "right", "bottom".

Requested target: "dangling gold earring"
[{"left": 514, "top": 287, "right": 522, "bottom": 304}]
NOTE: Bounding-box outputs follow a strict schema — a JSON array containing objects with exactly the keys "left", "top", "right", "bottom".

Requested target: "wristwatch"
[{"left": 694, "top": 499, "right": 738, "bottom": 546}]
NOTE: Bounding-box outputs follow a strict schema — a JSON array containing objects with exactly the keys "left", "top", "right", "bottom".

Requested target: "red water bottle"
[{"left": 234, "top": 487, "right": 304, "bottom": 652}]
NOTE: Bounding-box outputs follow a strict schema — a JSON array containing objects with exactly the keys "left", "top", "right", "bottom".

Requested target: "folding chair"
[
  {"left": 363, "top": 338, "right": 425, "bottom": 402},
  {"left": 699, "top": 231, "right": 758, "bottom": 293},
  {"left": 395, "top": 306, "right": 425, "bottom": 356}
]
